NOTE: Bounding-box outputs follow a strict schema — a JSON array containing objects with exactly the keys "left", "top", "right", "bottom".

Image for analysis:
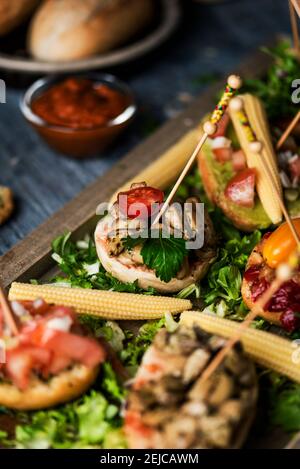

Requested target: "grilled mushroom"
[{"left": 124, "top": 325, "right": 257, "bottom": 449}]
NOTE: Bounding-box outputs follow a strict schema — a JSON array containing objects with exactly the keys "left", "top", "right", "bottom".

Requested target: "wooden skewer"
[
  {"left": 0, "top": 287, "right": 18, "bottom": 336},
  {"left": 152, "top": 74, "right": 243, "bottom": 225},
  {"left": 291, "top": 0, "right": 300, "bottom": 21},
  {"left": 152, "top": 132, "right": 208, "bottom": 225},
  {"left": 230, "top": 96, "right": 300, "bottom": 247},
  {"left": 200, "top": 275, "right": 285, "bottom": 384},
  {"left": 200, "top": 96, "right": 300, "bottom": 383},
  {"left": 259, "top": 149, "right": 300, "bottom": 247},
  {"left": 289, "top": 0, "right": 300, "bottom": 57},
  {"left": 276, "top": 110, "right": 300, "bottom": 150}
]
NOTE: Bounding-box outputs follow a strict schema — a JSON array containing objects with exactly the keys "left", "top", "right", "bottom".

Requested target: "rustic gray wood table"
[{"left": 0, "top": 0, "right": 292, "bottom": 256}]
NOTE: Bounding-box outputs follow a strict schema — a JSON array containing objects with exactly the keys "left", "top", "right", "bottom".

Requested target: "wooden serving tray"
[
  {"left": 0, "top": 45, "right": 273, "bottom": 289},
  {"left": 0, "top": 40, "right": 296, "bottom": 449}
]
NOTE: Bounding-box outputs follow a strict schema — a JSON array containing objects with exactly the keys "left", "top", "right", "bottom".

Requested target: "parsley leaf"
[
  {"left": 123, "top": 230, "right": 188, "bottom": 283},
  {"left": 141, "top": 234, "right": 188, "bottom": 283},
  {"left": 243, "top": 41, "right": 300, "bottom": 119}
]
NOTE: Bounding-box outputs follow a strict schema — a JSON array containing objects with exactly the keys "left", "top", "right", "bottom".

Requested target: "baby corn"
[
  {"left": 229, "top": 93, "right": 282, "bottom": 224},
  {"left": 110, "top": 127, "right": 203, "bottom": 202},
  {"left": 181, "top": 311, "right": 300, "bottom": 384},
  {"left": 9, "top": 282, "right": 192, "bottom": 320}
]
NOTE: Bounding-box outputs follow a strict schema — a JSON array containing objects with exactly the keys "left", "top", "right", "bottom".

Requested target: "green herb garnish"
[{"left": 244, "top": 41, "right": 300, "bottom": 119}]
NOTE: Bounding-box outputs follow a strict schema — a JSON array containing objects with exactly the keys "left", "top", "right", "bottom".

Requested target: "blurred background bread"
[
  {"left": 28, "top": 0, "right": 154, "bottom": 62},
  {"left": 0, "top": 0, "right": 39, "bottom": 36}
]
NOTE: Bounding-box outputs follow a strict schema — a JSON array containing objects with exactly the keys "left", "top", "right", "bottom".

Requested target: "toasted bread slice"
[
  {"left": 0, "top": 364, "right": 99, "bottom": 410},
  {"left": 198, "top": 141, "right": 271, "bottom": 231},
  {"left": 198, "top": 143, "right": 300, "bottom": 230},
  {"left": 241, "top": 237, "right": 281, "bottom": 325}
]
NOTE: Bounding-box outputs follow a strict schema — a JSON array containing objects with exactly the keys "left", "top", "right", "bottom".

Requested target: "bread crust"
[
  {"left": 95, "top": 207, "right": 217, "bottom": 293},
  {"left": 241, "top": 238, "right": 281, "bottom": 325},
  {"left": 198, "top": 151, "right": 259, "bottom": 231},
  {"left": 198, "top": 149, "right": 270, "bottom": 232},
  {"left": 28, "top": 0, "right": 154, "bottom": 62},
  {"left": 0, "top": 364, "right": 99, "bottom": 410},
  {"left": 0, "top": 0, "right": 39, "bottom": 36},
  {"left": 0, "top": 186, "right": 14, "bottom": 225}
]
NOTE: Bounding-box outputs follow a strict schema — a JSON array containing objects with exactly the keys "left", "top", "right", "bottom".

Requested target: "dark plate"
[{"left": 0, "top": 0, "right": 181, "bottom": 75}]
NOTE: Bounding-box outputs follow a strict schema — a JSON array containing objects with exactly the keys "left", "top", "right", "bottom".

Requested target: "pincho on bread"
[
  {"left": 242, "top": 219, "right": 300, "bottom": 331},
  {"left": 0, "top": 298, "right": 105, "bottom": 410},
  {"left": 95, "top": 182, "right": 217, "bottom": 293},
  {"left": 198, "top": 94, "right": 300, "bottom": 231}
]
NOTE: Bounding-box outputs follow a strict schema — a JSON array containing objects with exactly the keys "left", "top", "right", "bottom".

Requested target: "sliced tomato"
[
  {"left": 5, "top": 345, "right": 51, "bottom": 390},
  {"left": 0, "top": 306, "right": 3, "bottom": 338},
  {"left": 20, "top": 306, "right": 76, "bottom": 342},
  {"left": 212, "top": 112, "right": 230, "bottom": 138},
  {"left": 118, "top": 186, "right": 164, "bottom": 219},
  {"left": 232, "top": 149, "right": 247, "bottom": 171},
  {"left": 47, "top": 353, "right": 74, "bottom": 375},
  {"left": 47, "top": 305, "right": 77, "bottom": 322},
  {"left": 213, "top": 147, "right": 232, "bottom": 163},
  {"left": 43, "top": 330, "right": 106, "bottom": 368},
  {"left": 21, "top": 317, "right": 105, "bottom": 366},
  {"left": 225, "top": 169, "right": 256, "bottom": 208}
]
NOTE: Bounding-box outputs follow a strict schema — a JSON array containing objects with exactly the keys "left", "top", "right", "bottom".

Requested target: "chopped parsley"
[{"left": 124, "top": 231, "right": 188, "bottom": 283}]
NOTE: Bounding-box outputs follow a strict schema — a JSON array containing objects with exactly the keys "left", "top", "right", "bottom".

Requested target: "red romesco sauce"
[{"left": 31, "top": 78, "right": 128, "bottom": 130}]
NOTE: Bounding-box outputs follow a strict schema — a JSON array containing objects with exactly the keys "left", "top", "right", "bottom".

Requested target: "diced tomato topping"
[
  {"left": 41, "top": 330, "right": 106, "bottom": 368},
  {"left": 47, "top": 353, "right": 74, "bottom": 375},
  {"left": 19, "top": 299, "right": 50, "bottom": 316},
  {"left": 225, "top": 169, "right": 256, "bottom": 208},
  {"left": 212, "top": 113, "right": 230, "bottom": 138},
  {"left": 0, "top": 307, "right": 3, "bottom": 338},
  {"left": 1, "top": 301, "right": 106, "bottom": 390},
  {"left": 47, "top": 305, "right": 77, "bottom": 321},
  {"left": 289, "top": 155, "right": 300, "bottom": 183},
  {"left": 118, "top": 186, "right": 164, "bottom": 220},
  {"left": 5, "top": 345, "right": 51, "bottom": 390},
  {"left": 232, "top": 149, "right": 247, "bottom": 171},
  {"left": 20, "top": 305, "right": 76, "bottom": 342},
  {"left": 213, "top": 147, "right": 233, "bottom": 163}
]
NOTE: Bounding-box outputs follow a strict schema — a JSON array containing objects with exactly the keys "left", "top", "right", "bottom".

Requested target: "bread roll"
[
  {"left": 28, "top": 0, "right": 154, "bottom": 62},
  {"left": 0, "top": 364, "right": 99, "bottom": 410},
  {"left": 0, "top": 186, "right": 14, "bottom": 225},
  {"left": 0, "top": 0, "right": 39, "bottom": 36}
]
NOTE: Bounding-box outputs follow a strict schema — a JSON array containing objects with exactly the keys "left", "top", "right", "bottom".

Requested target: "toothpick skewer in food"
[
  {"left": 291, "top": 0, "right": 300, "bottom": 22},
  {"left": 229, "top": 96, "right": 300, "bottom": 248},
  {"left": 0, "top": 287, "right": 18, "bottom": 336},
  {"left": 289, "top": 0, "right": 300, "bottom": 57},
  {"left": 277, "top": 110, "right": 300, "bottom": 150},
  {"left": 200, "top": 96, "right": 300, "bottom": 383},
  {"left": 200, "top": 253, "right": 299, "bottom": 384},
  {"left": 152, "top": 75, "right": 242, "bottom": 225}
]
